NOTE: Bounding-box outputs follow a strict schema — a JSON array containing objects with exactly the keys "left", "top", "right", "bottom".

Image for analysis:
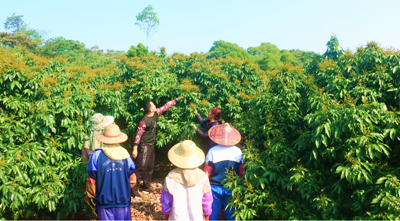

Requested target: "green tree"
[
  {"left": 135, "top": 5, "right": 159, "bottom": 48},
  {"left": 248, "top": 42, "right": 281, "bottom": 70},
  {"left": 323, "top": 35, "right": 344, "bottom": 61},
  {"left": 126, "top": 43, "right": 149, "bottom": 58},
  {"left": 248, "top": 42, "right": 314, "bottom": 70},
  {"left": 20, "top": 29, "right": 47, "bottom": 46},
  {"left": 158, "top": 46, "right": 167, "bottom": 58},
  {"left": 247, "top": 42, "right": 281, "bottom": 56},
  {"left": 4, "top": 13, "right": 26, "bottom": 33},
  {"left": 280, "top": 49, "right": 297, "bottom": 63},
  {"left": 0, "top": 32, "right": 40, "bottom": 51},
  {"left": 3, "top": 14, "right": 46, "bottom": 47},
  {"left": 224, "top": 36, "right": 400, "bottom": 220},
  {"left": 39, "top": 37, "right": 89, "bottom": 61},
  {"left": 207, "top": 40, "right": 254, "bottom": 61},
  {"left": 290, "top": 49, "right": 319, "bottom": 64}
]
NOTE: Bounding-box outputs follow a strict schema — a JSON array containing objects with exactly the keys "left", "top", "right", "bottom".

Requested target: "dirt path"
[
  {"left": 130, "top": 181, "right": 164, "bottom": 220},
  {"left": 130, "top": 159, "right": 174, "bottom": 220},
  {"left": 129, "top": 159, "right": 226, "bottom": 221}
]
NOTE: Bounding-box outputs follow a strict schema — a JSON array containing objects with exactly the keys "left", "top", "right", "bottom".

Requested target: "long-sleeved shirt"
[
  {"left": 134, "top": 99, "right": 176, "bottom": 145},
  {"left": 86, "top": 149, "right": 136, "bottom": 208},
  {"left": 160, "top": 176, "right": 213, "bottom": 220},
  {"left": 195, "top": 113, "right": 219, "bottom": 151},
  {"left": 203, "top": 145, "right": 244, "bottom": 186}
]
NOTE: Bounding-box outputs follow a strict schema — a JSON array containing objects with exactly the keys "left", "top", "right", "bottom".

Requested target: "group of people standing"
[{"left": 83, "top": 97, "right": 244, "bottom": 221}]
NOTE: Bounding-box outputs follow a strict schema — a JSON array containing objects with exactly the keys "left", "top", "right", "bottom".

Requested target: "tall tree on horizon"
[
  {"left": 135, "top": 5, "right": 159, "bottom": 48},
  {"left": 4, "top": 13, "right": 26, "bottom": 33}
]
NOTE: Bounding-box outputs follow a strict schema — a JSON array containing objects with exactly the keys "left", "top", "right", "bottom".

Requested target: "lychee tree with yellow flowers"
[{"left": 1, "top": 36, "right": 400, "bottom": 220}]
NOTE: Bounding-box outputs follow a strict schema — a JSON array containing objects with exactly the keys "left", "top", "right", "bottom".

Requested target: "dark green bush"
[{"left": 224, "top": 37, "right": 400, "bottom": 220}]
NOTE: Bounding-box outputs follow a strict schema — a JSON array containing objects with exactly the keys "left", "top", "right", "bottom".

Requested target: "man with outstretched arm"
[{"left": 131, "top": 96, "right": 184, "bottom": 199}]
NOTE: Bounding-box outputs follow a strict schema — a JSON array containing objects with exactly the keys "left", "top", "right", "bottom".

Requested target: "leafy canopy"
[
  {"left": 4, "top": 13, "right": 26, "bottom": 33},
  {"left": 223, "top": 37, "right": 400, "bottom": 220},
  {"left": 207, "top": 40, "right": 254, "bottom": 61},
  {"left": 1, "top": 35, "right": 400, "bottom": 220},
  {"left": 126, "top": 43, "right": 149, "bottom": 58},
  {"left": 2, "top": 14, "right": 47, "bottom": 48}
]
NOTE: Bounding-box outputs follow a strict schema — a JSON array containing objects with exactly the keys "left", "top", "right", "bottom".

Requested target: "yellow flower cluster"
[
  {"left": 111, "top": 81, "right": 124, "bottom": 91},
  {"left": 168, "top": 61, "right": 177, "bottom": 68},
  {"left": 219, "top": 73, "right": 230, "bottom": 81},
  {"left": 179, "top": 79, "right": 199, "bottom": 92},
  {"left": 343, "top": 49, "right": 356, "bottom": 60},
  {"left": 192, "top": 62, "right": 201, "bottom": 69},
  {"left": 318, "top": 59, "right": 337, "bottom": 70},
  {"left": 227, "top": 97, "right": 239, "bottom": 104},
  {"left": 171, "top": 52, "right": 187, "bottom": 61},
  {"left": 0, "top": 48, "right": 28, "bottom": 74},
  {"left": 189, "top": 102, "right": 198, "bottom": 110},
  {"left": 200, "top": 99, "right": 209, "bottom": 107}
]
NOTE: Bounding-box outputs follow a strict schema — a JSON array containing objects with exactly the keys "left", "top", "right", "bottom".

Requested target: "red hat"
[{"left": 208, "top": 123, "right": 241, "bottom": 146}]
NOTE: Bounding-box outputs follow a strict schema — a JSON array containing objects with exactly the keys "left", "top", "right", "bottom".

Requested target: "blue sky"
[{"left": 1, "top": 0, "right": 399, "bottom": 55}]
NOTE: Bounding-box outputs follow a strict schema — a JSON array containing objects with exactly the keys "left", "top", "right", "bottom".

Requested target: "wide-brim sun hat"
[
  {"left": 90, "top": 113, "right": 114, "bottom": 131},
  {"left": 96, "top": 124, "right": 128, "bottom": 144},
  {"left": 208, "top": 123, "right": 241, "bottom": 146},
  {"left": 168, "top": 140, "right": 205, "bottom": 169}
]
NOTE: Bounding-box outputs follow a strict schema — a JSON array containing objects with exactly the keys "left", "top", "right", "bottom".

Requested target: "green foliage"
[
  {"left": 1, "top": 34, "right": 400, "bottom": 220},
  {"left": 4, "top": 13, "right": 26, "bottom": 33},
  {"left": 39, "top": 37, "right": 88, "bottom": 61},
  {"left": 0, "top": 47, "right": 98, "bottom": 219},
  {"left": 37, "top": 37, "right": 125, "bottom": 67},
  {"left": 248, "top": 42, "right": 317, "bottom": 71},
  {"left": 0, "top": 44, "right": 265, "bottom": 219},
  {"left": 323, "top": 35, "right": 344, "bottom": 61},
  {"left": 158, "top": 46, "right": 167, "bottom": 58},
  {"left": 135, "top": 5, "right": 159, "bottom": 47},
  {"left": 126, "top": 43, "right": 149, "bottom": 58},
  {"left": 224, "top": 38, "right": 400, "bottom": 220},
  {"left": 0, "top": 32, "right": 40, "bottom": 52},
  {"left": 19, "top": 28, "right": 47, "bottom": 46},
  {"left": 207, "top": 40, "right": 254, "bottom": 61},
  {"left": 3, "top": 14, "right": 47, "bottom": 47},
  {"left": 290, "top": 49, "right": 319, "bottom": 64}
]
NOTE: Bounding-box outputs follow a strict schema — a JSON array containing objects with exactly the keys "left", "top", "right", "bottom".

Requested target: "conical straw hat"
[
  {"left": 168, "top": 140, "right": 205, "bottom": 169},
  {"left": 96, "top": 124, "right": 128, "bottom": 144},
  {"left": 208, "top": 123, "right": 241, "bottom": 146}
]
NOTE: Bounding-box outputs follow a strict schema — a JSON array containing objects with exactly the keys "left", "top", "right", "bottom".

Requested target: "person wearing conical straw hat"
[
  {"left": 204, "top": 123, "right": 244, "bottom": 221},
  {"left": 191, "top": 107, "right": 221, "bottom": 155},
  {"left": 82, "top": 113, "right": 114, "bottom": 162},
  {"left": 85, "top": 124, "right": 136, "bottom": 221},
  {"left": 160, "top": 140, "right": 213, "bottom": 221}
]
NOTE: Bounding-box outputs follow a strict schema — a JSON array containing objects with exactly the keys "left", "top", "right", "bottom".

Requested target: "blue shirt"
[
  {"left": 88, "top": 149, "right": 135, "bottom": 208},
  {"left": 205, "top": 145, "right": 243, "bottom": 186}
]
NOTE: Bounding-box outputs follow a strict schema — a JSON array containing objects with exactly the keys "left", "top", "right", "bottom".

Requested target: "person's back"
[
  {"left": 206, "top": 145, "right": 243, "bottom": 186},
  {"left": 85, "top": 124, "right": 135, "bottom": 220},
  {"left": 88, "top": 149, "right": 135, "bottom": 208},
  {"left": 203, "top": 123, "right": 243, "bottom": 221},
  {"left": 161, "top": 140, "right": 213, "bottom": 221},
  {"left": 162, "top": 168, "right": 212, "bottom": 220}
]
